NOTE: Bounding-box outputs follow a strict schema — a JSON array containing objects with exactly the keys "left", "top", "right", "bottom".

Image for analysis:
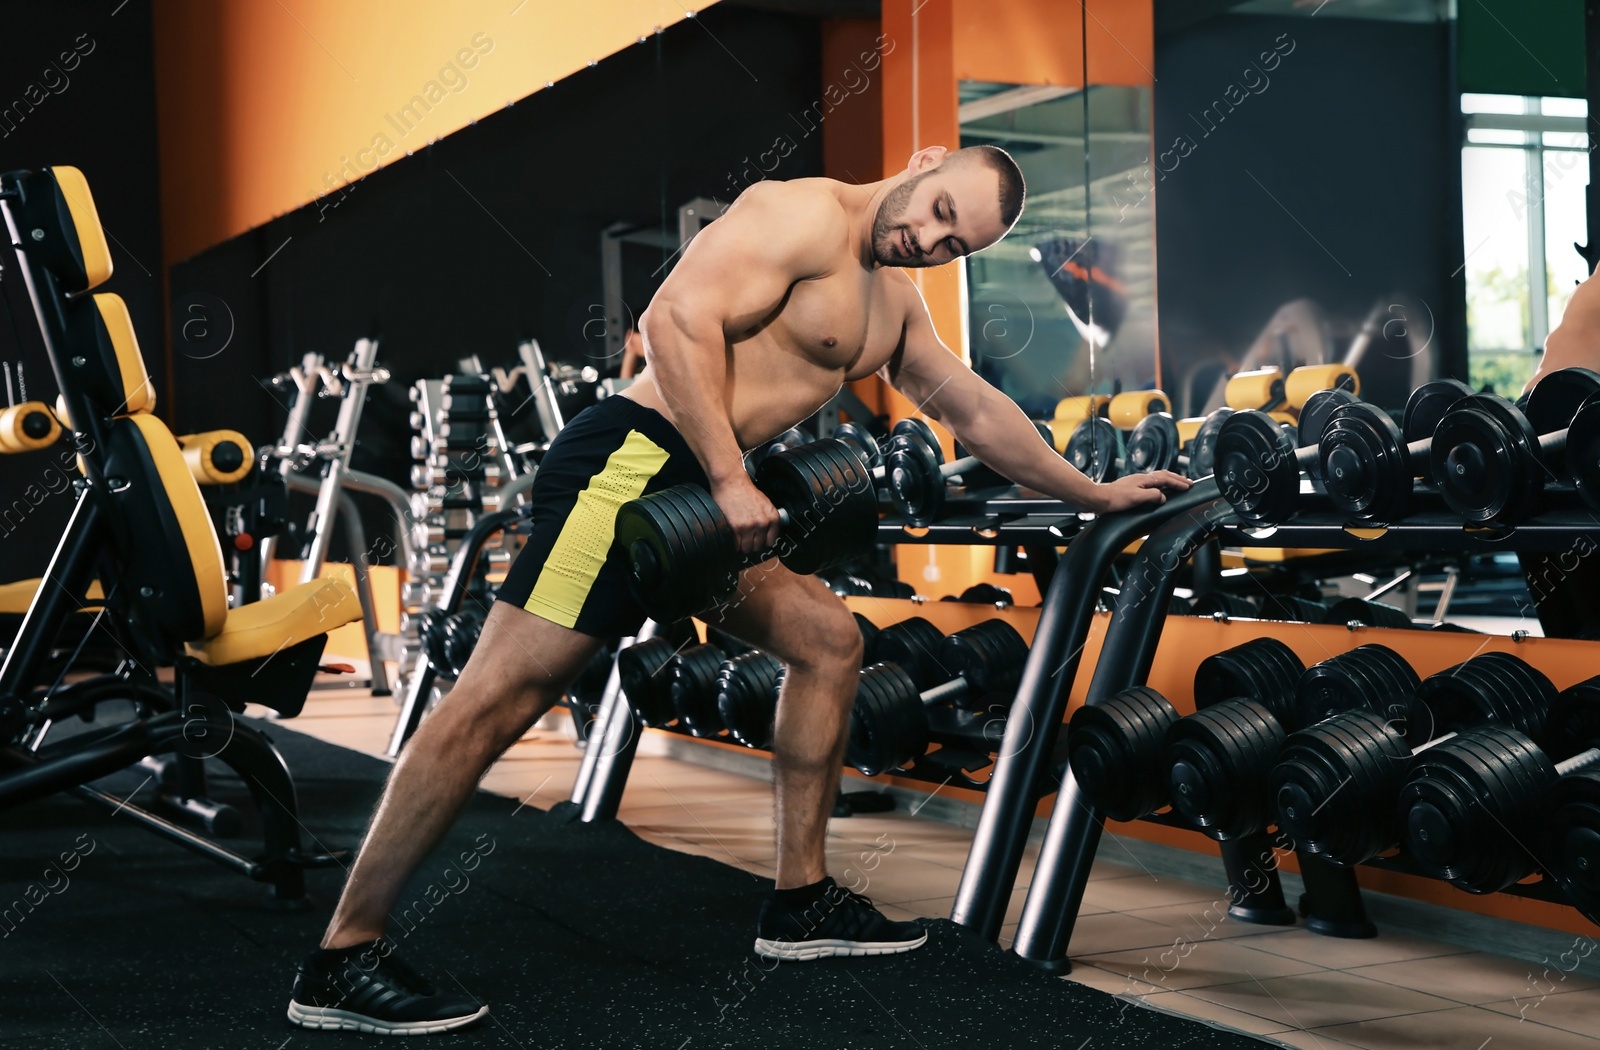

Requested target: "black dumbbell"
[
  {"left": 870, "top": 616, "right": 949, "bottom": 689},
  {"left": 1430, "top": 367, "right": 1600, "bottom": 524},
  {"left": 1321, "top": 597, "right": 1414, "bottom": 631},
  {"left": 617, "top": 637, "right": 682, "bottom": 727},
  {"left": 617, "top": 438, "right": 878, "bottom": 622},
  {"left": 1316, "top": 379, "right": 1474, "bottom": 525},
  {"left": 832, "top": 422, "right": 883, "bottom": 475},
  {"left": 1400, "top": 704, "right": 1600, "bottom": 894},
  {"left": 670, "top": 643, "right": 729, "bottom": 737},
  {"left": 1167, "top": 645, "right": 1418, "bottom": 841},
  {"left": 1189, "top": 592, "right": 1260, "bottom": 619},
  {"left": 1213, "top": 388, "right": 1360, "bottom": 526},
  {"left": 847, "top": 618, "right": 1029, "bottom": 775},
  {"left": 714, "top": 614, "right": 884, "bottom": 750},
  {"left": 746, "top": 425, "right": 815, "bottom": 474},
  {"left": 1254, "top": 593, "right": 1332, "bottom": 623},
  {"left": 1126, "top": 413, "right": 1186, "bottom": 474},
  {"left": 1270, "top": 651, "right": 1555, "bottom": 867},
  {"left": 1067, "top": 638, "right": 1303, "bottom": 821},
  {"left": 716, "top": 650, "right": 786, "bottom": 749},
  {"left": 1064, "top": 417, "right": 1127, "bottom": 483},
  {"left": 1543, "top": 676, "right": 1600, "bottom": 923},
  {"left": 884, "top": 419, "right": 988, "bottom": 526}
]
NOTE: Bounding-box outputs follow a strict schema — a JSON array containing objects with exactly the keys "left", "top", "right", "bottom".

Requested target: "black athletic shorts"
[{"left": 495, "top": 396, "right": 709, "bottom": 637}]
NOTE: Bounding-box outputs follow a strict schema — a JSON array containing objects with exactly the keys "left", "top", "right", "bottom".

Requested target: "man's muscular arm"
[
  {"left": 881, "top": 275, "right": 1189, "bottom": 513},
  {"left": 1527, "top": 265, "right": 1600, "bottom": 395},
  {"left": 639, "top": 183, "right": 847, "bottom": 551}
]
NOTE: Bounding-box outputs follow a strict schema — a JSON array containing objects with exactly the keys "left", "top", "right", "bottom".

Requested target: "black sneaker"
[
  {"left": 287, "top": 938, "right": 488, "bottom": 1035},
  {"left": 754, "top": 878, "right": 928, "bottom": 961}
]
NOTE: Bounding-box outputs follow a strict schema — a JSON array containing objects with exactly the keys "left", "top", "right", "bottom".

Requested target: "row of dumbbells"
[
  {"left": 1067, "top": 637, "right": 1600, "bottom": 923},
  {"left": 614, "top": 615, "right": 1030, "bottom": 776},
  {"left": 1214, "top": 365, "right": 1600, "bottom": 528}
]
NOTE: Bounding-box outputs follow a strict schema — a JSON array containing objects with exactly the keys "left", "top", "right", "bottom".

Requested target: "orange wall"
[{"left": 151, "top": 0, "right": 717, "bottom": 267}]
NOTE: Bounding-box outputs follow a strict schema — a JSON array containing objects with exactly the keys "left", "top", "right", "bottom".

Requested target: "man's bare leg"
[
  {"left": 321, "top": 602, "right": 603, "bottom": 949},
  {"left": 711, "top": 564, "right": 863, "bottom": 888}
]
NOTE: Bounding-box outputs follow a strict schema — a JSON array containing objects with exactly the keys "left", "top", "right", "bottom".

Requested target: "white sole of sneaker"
[
  {"left": 752, "top": 931, "right": 928, "bottom": 961},
  {"left": 286, "top": 1000, "right": 489, "bottom": 1035}
]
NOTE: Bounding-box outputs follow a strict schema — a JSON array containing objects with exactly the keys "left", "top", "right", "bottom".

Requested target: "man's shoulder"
[{"left": 732, "top": 178, "right": 849, "bottom": 229}]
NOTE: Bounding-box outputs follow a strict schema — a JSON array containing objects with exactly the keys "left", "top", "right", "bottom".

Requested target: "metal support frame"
[
  {"left": 387, "top": 507, "right": 530, "bottom": 756},
  {"left": 1012, "top": 498, "right": 1294, "bottom": 969},
  {"left": 299, "top": 339, "right": 385, "bottom": 582},
  {"left": 571, "top": 620, "right": 660, "bottom": 822},
  {"left": 950, "top": 480, "right": 1222, "bottom": 940}
]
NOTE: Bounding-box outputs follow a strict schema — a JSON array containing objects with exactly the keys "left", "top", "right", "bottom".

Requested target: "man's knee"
[{"left": 786, "top": 604, "right": 863, "bottom": 678}]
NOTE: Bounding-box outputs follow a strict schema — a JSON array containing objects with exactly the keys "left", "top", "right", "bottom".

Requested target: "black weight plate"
[
  {"left": 958, "top": 583, "right": 1014, "bottom": 606},
  {"left": 617, "top": 638, "right": 681, "bottom": 727},
  {"left": 875, "top": 617, "right": 948, "bottom": 690},
  {"left": 1254, "top": 594, "right": 1331, "bottom": 623},
  {"left": 1065, "top": 417, "right": 1126, "bottom": 483},
  {"left": 716, "top": 650, "right": 784, "bottom": 749},
  {"left": 1322, "top": 597, "right": 1413, "bottom": 630},
  {"left": 1547, "top": 676, "right": 1600, "bottom": 762},
  {"left": 885, "top": 430, "right": 948, "bottom": 527},
  {"left": 671, "top": 644, "right": 728, "bottom": 737},
  {"left": 1186, "top": 407, "right": 1234, "bottom": 481},
  {"left": 1194, "top": 637, "right": 1305, "bottom": 716},
  {"left": 1068, "top": 686, "right": 1180, "bottom": 820},
  {"left": 1319, "top": 402, "right": 1413, "bottom": 525},
  {"left": 1216, "top": 409, "right": 1301, "bottom": 526},
  {"left": 1190, "top": 592, "right": 1260, "bottom": 620},
  {"left": 833, "top": 422, "right": 883, "bottom": 470},
  {"left": 1298, "top": 387, "right": 1359, "bottom": 454},
  {"left": 1402, "top": 378, "right": 1475, "bottom": 445},
  {"left": 847, "top": 663, "right": 927, "bottom": 775},
  {"left": 1525, "top": 366, "right": 1600, "bottom": 436},
  {"left": 1477, "top": 651, "right": 1557, "bottom": 738},
  {"left": 1430, "top": 394, "right": 1544, "bottom": 524},
  {"left": 1545, "top": 771, "right": 1600, "bottom": 917},
  {"left": 1567, "top": 391, "right": 1600, "bottom": 511},
  {"left": 892, "top": 418, "right": 943, "bottom": 465},
  {"left": 1127, "top": 413, "right": 1182, "bottom": 473},
  {"left": 939, "top": 619, "right": 1028, "bottom": 704}
]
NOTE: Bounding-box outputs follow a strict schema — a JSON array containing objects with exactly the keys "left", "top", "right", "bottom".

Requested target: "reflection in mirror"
[{"left": 960, "top": 82, "right": 1156, "bottom": 424}]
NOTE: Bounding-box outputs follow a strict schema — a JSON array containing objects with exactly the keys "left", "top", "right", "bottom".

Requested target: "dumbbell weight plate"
[
  {"left": 1186, "top": 408, "right": 1233, "bottom": 481},
  {"left": 1524, "top": 366, "right": 1600, "bottom": 439},
  {"left": 1271, "top": 709, "right": 1411, "bottom": 864},
  {"left": 717, "top": 650, "right": 784, "bottom": 749},
  {"left": 1291, "top": 644, "right": 1418, "bottom": 734},
  {"left": 671, "top": 644, "right": 727, "bottom": 737},
  {"left": 1319, "top": 403, "right": 1414, "bottom": 525},
  {"left": 1190, "top": 592, "right": 1260, "bottom": 619},
  {"left": 1545, "top": 770, "right": 1600, "bottom": 924},
  {"left": 847, "top": 663, "right": 929, "bottom": 775},
  {"left": 617, "top": 638, "right": 681, "bottom": 727},
  {"left": 1254, "top": 594, "right": 1332, "bottom": 623},
  {"left": 1127, "top": 413, "right": 1182, "bottom": 474},
  {"left": 1429, "top": 395, "right": 1544, "bottom": 524},
  {"left": 1193, "top": 637, "right": 1306, "bottom": 716},
  {"left": 936, "top": 618, "right": 1028, "bottom": 709},
  {"left": 1065, "top": 417, "right": 1126, "bottom": 484},
  {"left": 1296, "top": 387, "right": 1359, "bottom": 456},
  {"left": 833, "top": 422, "right": 883, "bottom": 470},
  {"left": 1321, "top": 597, "right": 1413, "bottom": 631},
  {"left": 1215, "top": 409, "right": 1301, "bottom": 527},
  {"left": 885, "top": 430, "right": 949, "bottom": 527},
  {"left": 616, "top": 485, "right": 742, "bottom": 623},
  {"left": 1402, "top": 378, "right": 1475, "bottom": 445},
  {"left": 874, "top": 616, "right": 947, "bottom": 690},
  {"left": 892, "top": 418, "right": 943, "bottom": 463},
  {"left": 1067, "top": 686, "right": 1181, "bottom": 821},
  {"left": 854, "top": 612, "right": 880, "bottom": 663},
  {"left": 755, "top": 438, "right": 877, "bottom": 575},
  {"left": 957, "top": 583, "right": 1013, "bottom": 607},
  {"left": 1166, "top": 698, "right": 1286, "bottom": 839},
  {"left": 1566, "top": 392, "right": 1600, "bottom": 512}
]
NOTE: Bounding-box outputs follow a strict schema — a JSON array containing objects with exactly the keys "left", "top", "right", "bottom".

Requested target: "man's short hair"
[{"left": 956, "top": 145, "right": 1025, "bottom": 229}]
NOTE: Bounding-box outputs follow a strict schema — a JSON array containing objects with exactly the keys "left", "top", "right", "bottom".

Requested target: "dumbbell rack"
[
  {"left": 399, "top": 369, "right": 524, "bottom": 707},
  {"left": 948, "top": 486, "right": 1600, "bottom": 972}
]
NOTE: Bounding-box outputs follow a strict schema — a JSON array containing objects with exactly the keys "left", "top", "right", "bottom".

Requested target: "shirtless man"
[
  {"left": 1527, "top": 264, "right": 1600, "bottom": 395},
  {"left": 286, "top": 144, "right": 1191, "bottom": 1035}
]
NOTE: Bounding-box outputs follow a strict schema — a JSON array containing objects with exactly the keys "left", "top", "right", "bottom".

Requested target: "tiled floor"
[{"left": 279, "top": 683, "right": 1600, "bottom": 1049}]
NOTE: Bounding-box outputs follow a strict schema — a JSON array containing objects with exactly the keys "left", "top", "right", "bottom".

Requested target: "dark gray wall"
[
  {"left": 1154, "top": 14, "right": 1463, "bottom": 410},
  {"left": 0, "top": 1, "right": 164, "bottom": 569}
]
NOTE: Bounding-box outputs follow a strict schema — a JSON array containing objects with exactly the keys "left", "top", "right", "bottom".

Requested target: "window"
[{"left": 1460, "top": 93, "right": 1591, "bottom": 396}]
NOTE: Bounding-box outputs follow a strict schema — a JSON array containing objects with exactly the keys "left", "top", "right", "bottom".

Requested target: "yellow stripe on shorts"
[{"left": 524, "top": 429, "right": 671, "bottom": 628}]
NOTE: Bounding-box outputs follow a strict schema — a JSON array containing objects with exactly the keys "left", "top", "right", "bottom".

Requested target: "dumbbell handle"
[
  {"left": 874, "top": 451, "right": 982, "bottom": 483},
  {"left": 1540, "top": 428, "right": 1568, "bottom": 459},
  {"left": 920, "top": 674, "right": 976, "bottom": 707},
  {"left": 1557, "top": 746, "right": 1600, "bottom": 777}
]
